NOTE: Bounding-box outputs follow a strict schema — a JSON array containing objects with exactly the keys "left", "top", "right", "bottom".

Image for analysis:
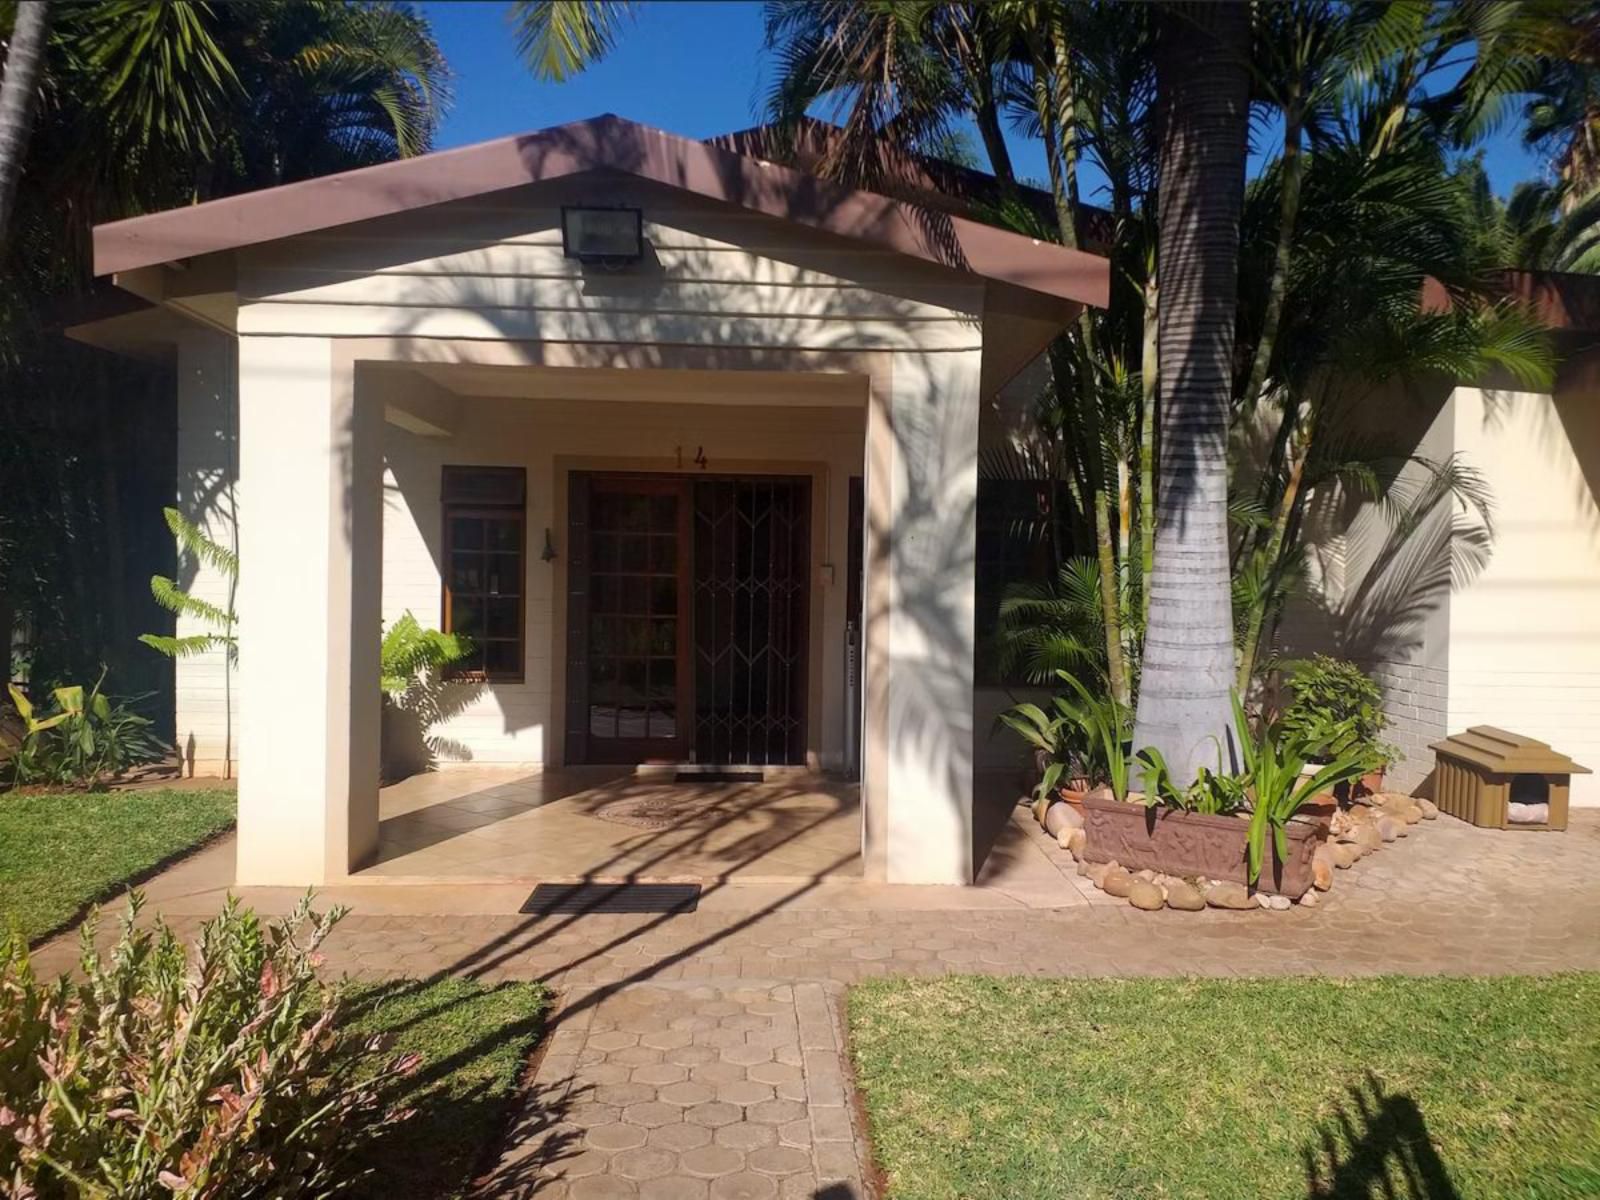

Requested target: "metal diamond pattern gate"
[{"left": 691, "top": 478, "right": 810, "bottom": 765}]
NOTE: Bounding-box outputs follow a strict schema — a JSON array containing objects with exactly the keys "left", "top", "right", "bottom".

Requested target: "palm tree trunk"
[
  {"left": 0, "top": 0, "right": 51, "bottom": 246},
  {"left": 1132, "top": 1, "right": 1250, "bottom": 783}
]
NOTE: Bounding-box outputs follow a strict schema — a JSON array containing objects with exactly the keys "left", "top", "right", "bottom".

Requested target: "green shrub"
[
  {"left": 0, "top": 894, "right": 418, "bottom": 1198},
  {"left": 1279, "top": 654, "right": 1397, "bottom": 763},
  {"left": 3, "top": 670, "right": 165, "bottom": 790}
]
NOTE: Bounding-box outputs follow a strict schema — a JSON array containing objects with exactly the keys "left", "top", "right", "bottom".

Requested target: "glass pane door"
[{"left": 578, "top": 477, "right": 690, "bottom": 761}]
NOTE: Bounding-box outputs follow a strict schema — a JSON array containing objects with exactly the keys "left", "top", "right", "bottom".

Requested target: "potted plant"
[{"left": 1279, "top": 655, "right": 1399, "bottom": 797}]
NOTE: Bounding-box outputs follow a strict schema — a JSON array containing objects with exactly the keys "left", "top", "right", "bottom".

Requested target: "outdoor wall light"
[{"left": 561, "top": 205, "right": 644, "bottom": 266}]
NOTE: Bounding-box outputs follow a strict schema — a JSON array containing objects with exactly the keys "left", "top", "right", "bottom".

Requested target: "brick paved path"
[{"left": 30, "top": 811, "right": 1600, "bottom": 1198}]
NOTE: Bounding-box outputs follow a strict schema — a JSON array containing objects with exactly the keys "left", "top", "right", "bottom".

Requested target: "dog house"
[{"left": 1428, "top": 726, "right": 1591, "bottom": 831}]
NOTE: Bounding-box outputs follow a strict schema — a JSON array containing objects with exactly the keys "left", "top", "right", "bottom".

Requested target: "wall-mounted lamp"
[
  {"left": 561, "top": 206, "right": 643, "bottom": 266},
  {"left": 541, "top": 528, "right": 558, "bottom": 562}
]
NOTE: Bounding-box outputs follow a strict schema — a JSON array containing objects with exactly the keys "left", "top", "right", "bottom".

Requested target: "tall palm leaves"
[
  {"left": 1130, "top": 2, "right": 1252, "bottom": 784},
  {"left": 510, "top": 0, "right": 635, "bottom": 83}
]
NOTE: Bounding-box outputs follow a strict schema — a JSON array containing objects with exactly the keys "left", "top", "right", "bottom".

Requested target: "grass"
[
  {"left": 345, "top": 977, "right": 551, "bottom": 1200},
  {"left": 0, "top": 787, "right": 236, "bottom": 942},
  {"left": 850, "top": 975, "right": 1600, "bottom": 1200}
]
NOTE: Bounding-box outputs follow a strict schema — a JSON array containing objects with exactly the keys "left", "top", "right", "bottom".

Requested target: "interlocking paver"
[
  {"left": 50, "top": 803, "right": 1600, "bottom": 1200},
  {"left": 679, "top": 1145, "right": 745, "bottom": 1178}
]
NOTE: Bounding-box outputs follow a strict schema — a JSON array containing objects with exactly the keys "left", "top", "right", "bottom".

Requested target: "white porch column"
[
  {"left": 236, "top": 338, "right": 382, "bottom": 884},
  {"left": 862, "top": 348, "right": 984, "bottom": 884}
]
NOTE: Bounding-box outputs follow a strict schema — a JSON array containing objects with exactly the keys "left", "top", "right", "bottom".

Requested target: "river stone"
[
  {"left": 1128, "top": 880, "right": 1165, "bottom": 911},
  {"left": 1134, "top": 868, "right": 1158, "bottom": 883},
  {"left": 1332, "top": 843, "right": 1360, "bottom": 869},
  {"left": 1401, "top": 804, "right": 1423, "bottom": 825},
  {"left": 1377, "top": 816, "right": 1399, "bottom": 842},
  {"left": 1206, "top": 881, "right": 1253, "bottom": 910},
  {"left": 1348, "top": 804, "right": 1375, "bottom": 825},
  {"left": 1102, "top": 867, "right": 1135, "bottom": 898},
  {"left": 1045, "top": 802, "right": 1083, "bottom": 837},
  {"left": 1356, "top": 824, "right": 1383, "bottom": 851},
  {"left": 1061, "top": 827, "right": 1087, "bottom": 858},
  {"left": 1087, "top": 861, "right": 1112, "bottom": 887},
  {"left": 1417, "top": 797, "right": 1439, "bottom": 820},
  {"left": 1298, "top": 887, "right": 1320, "bottom": 908},
  {"left": 1166, "top": 879, "right": 1206, "bottom": 911},
  {"left": 1312, "top": 845, "right": 1335, "bottom": 891},
  {"left": 1266, "top": 894, "right": 1292, "bottom": 911}
]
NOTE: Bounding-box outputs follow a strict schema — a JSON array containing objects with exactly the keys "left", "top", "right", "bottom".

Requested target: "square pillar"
[
  {"left": 236, "top": 338, "right": 382, "bottom": 884},
  {"left": 861, "top": 348, "right": 983, "bottom": 884}
]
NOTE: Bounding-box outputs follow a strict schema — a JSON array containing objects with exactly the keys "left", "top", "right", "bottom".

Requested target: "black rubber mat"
[
  {"left": 519, "top": 882, "right": 701, "bottom": 915},
  {"left": 674, "top": 770, "right": 763, "bottom": 784}
]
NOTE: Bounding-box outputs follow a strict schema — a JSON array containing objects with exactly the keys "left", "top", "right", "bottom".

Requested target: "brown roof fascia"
[
  {"left": 94, "top": 114, "right": 1109, "bottom": 309},
  {"left": 1420, "top": 268, "right": 1600, "bottom": 332},
  {"left": 708, "top": 118, "right": 1117, "bottom": 253}
]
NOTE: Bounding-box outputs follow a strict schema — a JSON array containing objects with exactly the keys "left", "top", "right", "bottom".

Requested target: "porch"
[{"left": 366, "top": 766, "right": 863, "bottom": 883}]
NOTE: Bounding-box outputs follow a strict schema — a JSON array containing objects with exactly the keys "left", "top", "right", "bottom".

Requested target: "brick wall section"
[{"left": 1368, "top": 660, "right": 1448, "bottom": 792}]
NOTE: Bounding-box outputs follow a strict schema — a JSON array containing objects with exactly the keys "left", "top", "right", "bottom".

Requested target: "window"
[{"left": 442, "top": 466, "right": 526, "bottom": 681}]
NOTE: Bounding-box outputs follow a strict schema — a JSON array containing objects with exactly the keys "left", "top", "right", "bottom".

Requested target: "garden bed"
[
  {"left": 850, "top": 974, "right": 1600, "bottom": 1199},
  {"left": 1080, "top": 792, "right": 1325, "bottom": 896}
]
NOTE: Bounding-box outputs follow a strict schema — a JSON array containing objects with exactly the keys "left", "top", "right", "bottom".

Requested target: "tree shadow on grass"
[
  {"left": 1302, "top": 1071, "right": 1460, "bottom": 1200},
  {"left": 342, "top": 978, "right": 562, "bottom": 1200}
]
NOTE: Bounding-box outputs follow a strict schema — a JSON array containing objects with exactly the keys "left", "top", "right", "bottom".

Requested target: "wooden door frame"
[{"left": 563, "top": 468, "right": 814, "bottom": 767}]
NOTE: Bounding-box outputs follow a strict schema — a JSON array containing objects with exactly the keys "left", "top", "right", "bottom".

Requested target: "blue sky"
[{"left": 422, "top": 0, "right": 1549, "bottom": 201}]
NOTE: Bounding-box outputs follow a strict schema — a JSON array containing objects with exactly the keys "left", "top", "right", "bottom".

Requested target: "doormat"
[
  {"left": 674, "top": 770, "right": 764, "bottom": 784},
  {"left": 519, "top": 882, "right": 701, "bottom": 916}
]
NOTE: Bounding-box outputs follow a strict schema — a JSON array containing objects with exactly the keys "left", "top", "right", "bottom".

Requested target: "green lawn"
[
  {"left": 850, "top": 975, "right": 1600, "bottom": 1200},
  {"left": 346, "top": 977, "right": 551, "bottom": 1200},
  {"left": 0, "top": 787, "right": 236, "bottom": 942}
]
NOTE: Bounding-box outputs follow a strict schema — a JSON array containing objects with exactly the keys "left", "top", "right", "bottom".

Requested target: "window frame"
[{"left": 440, "top": 467, "right": 528, "bottom": 684}]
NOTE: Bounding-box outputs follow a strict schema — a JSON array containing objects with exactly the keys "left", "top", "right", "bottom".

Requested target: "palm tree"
[
  {"left": 510, "top": 0, "right": 636, "bottom": 82},
  {"left": 1129, "top": 2, "right": 1251, "bottom": 784},
  {"left": 0, "top": 0, "right": 52, "bottom": 245}
]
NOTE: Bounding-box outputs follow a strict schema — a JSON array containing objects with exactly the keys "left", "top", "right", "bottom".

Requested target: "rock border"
[{"left": 1036, "top": 791, "right": 1439, "bottom": 913}]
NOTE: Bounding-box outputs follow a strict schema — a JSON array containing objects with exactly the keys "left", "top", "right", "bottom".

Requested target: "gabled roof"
[{"left": 92, "top": 114, "right": 1108, "bottom": 309}]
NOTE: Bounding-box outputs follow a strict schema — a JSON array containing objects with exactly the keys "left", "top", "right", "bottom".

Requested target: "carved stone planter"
[{"left": 1081, "top": 794, "right": 1328, "bottom": 898}]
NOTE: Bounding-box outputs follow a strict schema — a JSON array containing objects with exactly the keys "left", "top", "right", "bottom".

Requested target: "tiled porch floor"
[{"left": 365, "top": 767, "right": 863, "bottom": 883}]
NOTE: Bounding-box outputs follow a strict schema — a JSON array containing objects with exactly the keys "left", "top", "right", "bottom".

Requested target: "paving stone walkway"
[{"left": 30, "top": 809, "right": 1600, "bottom": 1198}]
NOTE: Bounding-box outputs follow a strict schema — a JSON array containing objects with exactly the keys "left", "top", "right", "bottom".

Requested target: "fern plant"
[
  {"left": 380, "top": 612, "right": 469, "bottom": 696},
  {"left": 139, "top": 508, "right": 238, "bottom": 660}
]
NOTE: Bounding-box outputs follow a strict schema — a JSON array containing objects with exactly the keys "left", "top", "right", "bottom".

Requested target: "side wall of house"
[
  {"left": 1446, "top": 384, "right": 1600, "bottom": 805},
  {"left": 172, "top": 327, "right": 239, "bottom": 776}
]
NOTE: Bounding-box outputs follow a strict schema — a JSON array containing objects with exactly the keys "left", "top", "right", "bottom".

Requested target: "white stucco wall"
[
  {"left": 1281, "top": 378, "right": 1600, "bottom": 805},
  {"left": 1446, "top": 385, "right": 1600, "bottom": 804},
  {"left": 172, "top": 327, "right": 239, "bottom": 776}
]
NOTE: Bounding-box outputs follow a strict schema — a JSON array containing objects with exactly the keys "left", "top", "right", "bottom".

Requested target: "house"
[
  {"left": 73, "top": 115, "right": 1109, "bottom": 887},
  {"left": 70, "top": 115, "right": 1600, "bottom": 890}
]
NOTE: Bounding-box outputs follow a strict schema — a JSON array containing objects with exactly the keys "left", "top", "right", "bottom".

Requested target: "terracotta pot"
[
  {"left": 1057, "top": 781, "right": 1094, "bottom": 811},
  {"left": 1080, "top": 794, "right": 1328, "bottom": 898},
  {"left": 1297, "top": 793, "right": 1338, "bottom": 822},
  {"left": 1355, "top": 767, "right": 1386, "bottom": 799}
]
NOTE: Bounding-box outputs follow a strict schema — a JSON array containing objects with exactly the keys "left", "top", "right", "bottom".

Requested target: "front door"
[
  {"left": 565, "top": 472, "right": 810, "bottom": 766},
  {"left": 566, "top": 476, "right": 693, "bottom": 764}
]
